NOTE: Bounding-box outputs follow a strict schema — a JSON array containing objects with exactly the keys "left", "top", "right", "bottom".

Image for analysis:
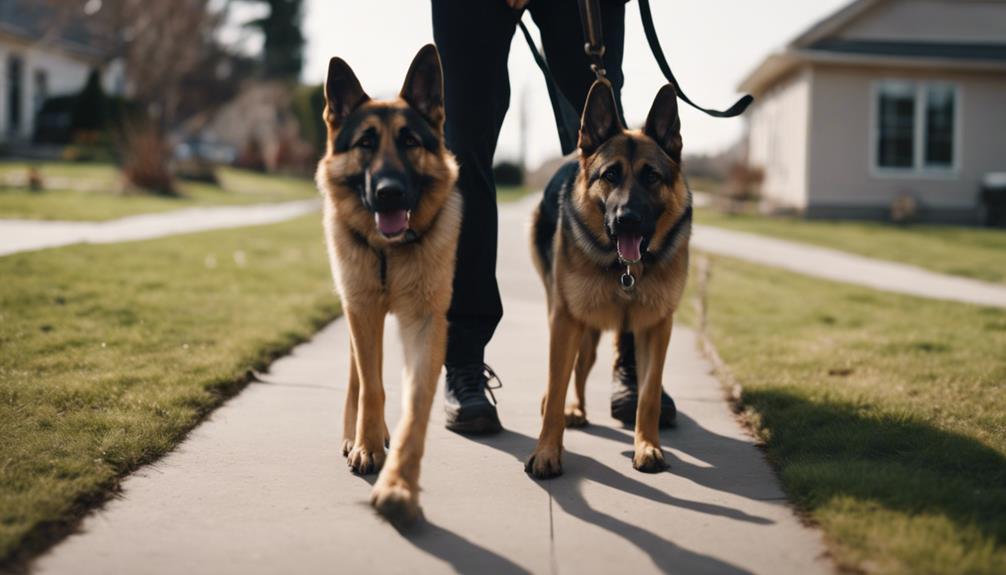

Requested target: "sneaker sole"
[{"left": 445, "top": 415, "right": 503, "bottom": 436}]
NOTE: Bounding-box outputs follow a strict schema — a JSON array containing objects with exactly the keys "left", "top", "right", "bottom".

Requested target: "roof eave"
[
  {"left": 738, "top": 51, "right": 805, "bottom": 95},
  {"left": 0, "top": 25, "right": 104, "bottom": 65},
  {"left": 788, "top": 0, "right": 884, "bottom": 49}
]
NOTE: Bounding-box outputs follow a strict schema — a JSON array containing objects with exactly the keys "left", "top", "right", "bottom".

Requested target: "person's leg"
[
  {"left": 528, "top": 0, "right": 625, "bottom": 118},
  {"left": 432, "top": 0, "right": 518, "bottom": 434}
]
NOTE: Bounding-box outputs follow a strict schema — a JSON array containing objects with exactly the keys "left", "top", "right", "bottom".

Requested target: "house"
[
  {"left": 0, "top": 0, "right": 127, "bottom": 144},
  {"left": 740, "top": 0, "right": 1006, "bottom": 223}
]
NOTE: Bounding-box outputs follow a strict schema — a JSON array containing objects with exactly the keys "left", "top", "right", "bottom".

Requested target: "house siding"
[
  {"left": 747, "top": 68, "right": 812, "bottom": 210},
  {"left": 805, "top": 63, "right": 1006, "bottom": 222},
  {"left": 838, "top": 0, "right": 1006, "bottom": 44}
]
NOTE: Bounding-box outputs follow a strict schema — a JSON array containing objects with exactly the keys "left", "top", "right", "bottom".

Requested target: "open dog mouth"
[
  {"left": 616, "top": 234, "right": 643, "bottom": 263},
  {"left": 375, "top": 210, "right": 411, "bottom": 238}
]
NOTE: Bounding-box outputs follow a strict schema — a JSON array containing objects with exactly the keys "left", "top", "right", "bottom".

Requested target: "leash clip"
[
  {"left": 584, "top": 43, "right": 607, "bottom": 81},
  {"left": 583, "top": 42, "right": 605, "bottom": 59},
  {"left": 590, "top": 62, "right": 607, "bottom": 81}
]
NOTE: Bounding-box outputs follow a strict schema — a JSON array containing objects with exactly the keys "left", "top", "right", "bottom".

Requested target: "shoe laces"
[{"left": 449, "top": 363, "right": 503, "bottom": 405}]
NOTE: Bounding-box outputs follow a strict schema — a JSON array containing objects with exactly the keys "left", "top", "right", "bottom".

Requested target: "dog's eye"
[
  {"left": 643, "top": 170, "right": 662, "bottom": 185},
  {"left": 355, "top": 135, "right": 376, "bottom": 150},
  {"left": 401, "top": 133, "right": 421, "bottom": 149},
  {"left": 602, "top": 167, "right": 620, "bottom": 183}
]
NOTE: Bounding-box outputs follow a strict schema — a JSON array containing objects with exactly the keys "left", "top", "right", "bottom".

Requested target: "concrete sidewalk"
[
  {"left": 692, "top": 224, "right": 1006, "bottom": 309},
  {"left": 32, "top": 197, "right": 829, "bottom": 575},
  {"left": 0, "top": 199, "right": 319, "bottom": 257}
]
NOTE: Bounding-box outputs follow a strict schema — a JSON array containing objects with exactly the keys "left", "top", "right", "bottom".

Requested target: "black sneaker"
[
  {"left": 444, "top": 363, "right": 503, "bottom": 435},
  {"left": 610, "top": 334, "right": 677, "bottom": 428}
]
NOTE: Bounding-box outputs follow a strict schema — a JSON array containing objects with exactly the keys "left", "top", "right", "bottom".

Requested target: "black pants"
[{"left": 433, "top": 0, "right": 626, "bottom": 366}]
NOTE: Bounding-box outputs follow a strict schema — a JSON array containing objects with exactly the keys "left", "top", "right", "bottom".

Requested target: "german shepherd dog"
[
  {"left": 315, "top": 45, "right": 461, "bottom": 525},
  {"left": 526, "top": 80, "right": 692, "bottom": 478}
]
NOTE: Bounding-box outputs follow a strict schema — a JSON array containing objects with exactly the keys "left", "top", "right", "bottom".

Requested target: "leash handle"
[{"left": 638, "top": 0, "right": 753, "bottom": 118}]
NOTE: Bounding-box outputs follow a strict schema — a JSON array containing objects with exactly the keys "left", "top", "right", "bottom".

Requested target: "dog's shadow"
[
  {"left": 582, "top": 411, "right": 788, "bottom": 502},
  {"left": 404, "top": 428, "right": 760, "bottom": 575},
  {"left": 397, "top": 518, "right": 534, "bottom": 575},
  {"left": 354, "top": 410, "right": 772, "bottom": 573}
]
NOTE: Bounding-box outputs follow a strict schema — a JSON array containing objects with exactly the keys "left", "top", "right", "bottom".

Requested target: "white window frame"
[{"left": 870, "top": 79, "right": 962, "bottom": 179}]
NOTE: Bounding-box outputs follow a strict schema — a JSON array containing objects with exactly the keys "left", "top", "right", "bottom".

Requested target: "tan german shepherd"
[
  {"left": 526, "top": 80, "right": 692, "bottom": 478},
  {"left": 315, "top": 45, "right": 461, "bottom": 525}
]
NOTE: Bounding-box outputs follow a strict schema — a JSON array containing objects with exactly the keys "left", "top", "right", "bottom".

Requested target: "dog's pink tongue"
[
  {"left": 617, "top": 234, "right": 643, "bottom": 262},
  {"left": 375, "top": 210, "right": 408, "bottom": 236}
]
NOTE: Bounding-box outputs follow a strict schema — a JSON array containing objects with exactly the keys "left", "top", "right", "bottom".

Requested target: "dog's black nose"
[
  {"left": 375, "top": 178, "right": 406, "bottom": 202},
  {"left": 614, "top": 210, "right": 642, "bottom": 233}
]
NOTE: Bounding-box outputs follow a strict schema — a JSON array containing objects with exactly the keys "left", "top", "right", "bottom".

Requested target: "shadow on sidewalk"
[
  {"left": 401, "top": 520, "right": 533, "bottom": 575},
  {"left": 580, "top": 412, "right": 787, "bottom": 501},
  {"left": 458, "top": 429, "right": 759, "bottom": 575}
]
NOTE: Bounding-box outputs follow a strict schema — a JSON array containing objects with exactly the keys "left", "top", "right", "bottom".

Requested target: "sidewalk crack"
[{"left": 547, "top": 479, "right": 558, "bottom": 575}]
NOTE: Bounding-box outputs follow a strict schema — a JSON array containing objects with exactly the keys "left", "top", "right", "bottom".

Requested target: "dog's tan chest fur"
[
  {"left": 553, "top": 232, "right": 689, "bottom": 332},
  {"left": 323, "top": 191, "right": 462, "bottom": 316}
]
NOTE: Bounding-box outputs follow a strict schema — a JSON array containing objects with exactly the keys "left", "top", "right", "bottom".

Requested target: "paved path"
[
  {"left": 0, "top": 199, "right": 319, "bottom": 257},
  {"left": 692, "top": 224, "right": 1006, "bottom": 308},
  {"left": 32, "top": 197, "right": 829, "bottom": 575}
]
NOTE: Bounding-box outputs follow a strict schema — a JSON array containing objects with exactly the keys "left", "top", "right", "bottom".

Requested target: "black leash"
[
  {"left": 636, "top": 0, "right": 753, "bottom": 118},
  {"left": 517, "top": 20, "right": 582, "bottom": 155},
  {"left": 520, "top": 0, "right": 753, "bottom": 154}
]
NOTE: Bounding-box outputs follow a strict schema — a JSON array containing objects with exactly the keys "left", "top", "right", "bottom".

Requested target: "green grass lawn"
[
  {"left": 0, "top": 215, "right": 338, "bottom": 566},
  {"left": 497, "top": 185, "right": 533, "bottom": 204},
  {"left": 697, "top": 254, "right": 1006, "bottom": 574},
  {"left": 697, "top": 208, "right": 1006, "bottom": 284},
  {"left": 0, "top": 162, "right": 318, "bottom": 221},
  {"left": 0, "top": 162, "right": 530, "bottom": 221}
]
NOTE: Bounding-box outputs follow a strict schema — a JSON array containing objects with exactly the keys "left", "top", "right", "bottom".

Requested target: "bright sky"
[{"left": 301, "top": 0, "right": 850, "bottom": 169}]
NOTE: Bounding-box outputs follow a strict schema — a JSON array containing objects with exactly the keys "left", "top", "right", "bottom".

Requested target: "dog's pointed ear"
[
  {"left": 578, "top": 80, "right": 623, "bottom": 156},
  {"left": 400, "top": 44, "right": 445, "bottom": 130},
  {"left": 643, "top": 84, "right": 682, "bottom": 163},
  {"left": 324, "top": 57, "right": 369, "bottom": 128}
]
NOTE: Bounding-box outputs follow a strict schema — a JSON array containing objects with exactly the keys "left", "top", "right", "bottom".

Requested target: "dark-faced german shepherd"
[
  {"left": 315, "top": 45, "right": 461, "bottom": 525},
  {"left": 526, "top": 80, "right": 692, "bottom": 478}
]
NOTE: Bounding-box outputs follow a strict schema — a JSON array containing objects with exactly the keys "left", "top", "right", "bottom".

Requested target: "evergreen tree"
[{"left": 245, "top": 0, "right": 305, "bottom": 80}]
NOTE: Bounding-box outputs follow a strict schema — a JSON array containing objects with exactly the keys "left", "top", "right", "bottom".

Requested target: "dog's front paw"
[
  {"left": 371, "top": 474, "right": 422, "bottom": 528},
  {"left": 525, "top": 445, "right": 563, "bottom": 479},
  {"left": 347, "top": 443, "right": 386, "bottom": 475},
  {"left": 341, "top": 437, "right": 354, "bottom": 457},
  {"left": 632, "top": 442, "right": 668, "bottom": 473},
  {"left": 564, "top": 405, "right": 588, "bottom": 428}
]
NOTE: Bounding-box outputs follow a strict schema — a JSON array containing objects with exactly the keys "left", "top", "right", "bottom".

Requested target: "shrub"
[
  {"left": 293, "top": 84, "right": 326, "bottom": 154},
  {"left": 493, "top": 161, "right": 525, "bottom": 187}
]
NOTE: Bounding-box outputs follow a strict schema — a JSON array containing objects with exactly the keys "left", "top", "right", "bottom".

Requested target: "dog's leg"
[
  {"left": 345, "top": 307, "right": 387, "bottom": 475},
  {"left": 371, "top": 312, "right": 446, "bottom": 526},
  {"left": 632, "top": 316, "right": 673, "bottom": 472},
  {"left": 527, "top": 305, "right": 584, "bottom": 479},
  {"left": 342, "top": 339, "right": 359, "bottom": 456},
  {"left": 566, "top": 329, "right": 600, "bottom": 428}
]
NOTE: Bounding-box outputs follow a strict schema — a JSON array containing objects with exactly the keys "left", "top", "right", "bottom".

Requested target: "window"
[
  {"left": 874, "top": 81, "right": 958, "bottom": 173},
  {"left": 7, "top": 56, "right": 23, "bottom": 135},
  {"left": 877, "top": 82, "right": 915, "bottom": 169},
  {"left": 34, "top": 69, "right": 49, "bottom": 115},
  {"left": 924, "top": 84, "right": 955, "bottom": 168}
]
